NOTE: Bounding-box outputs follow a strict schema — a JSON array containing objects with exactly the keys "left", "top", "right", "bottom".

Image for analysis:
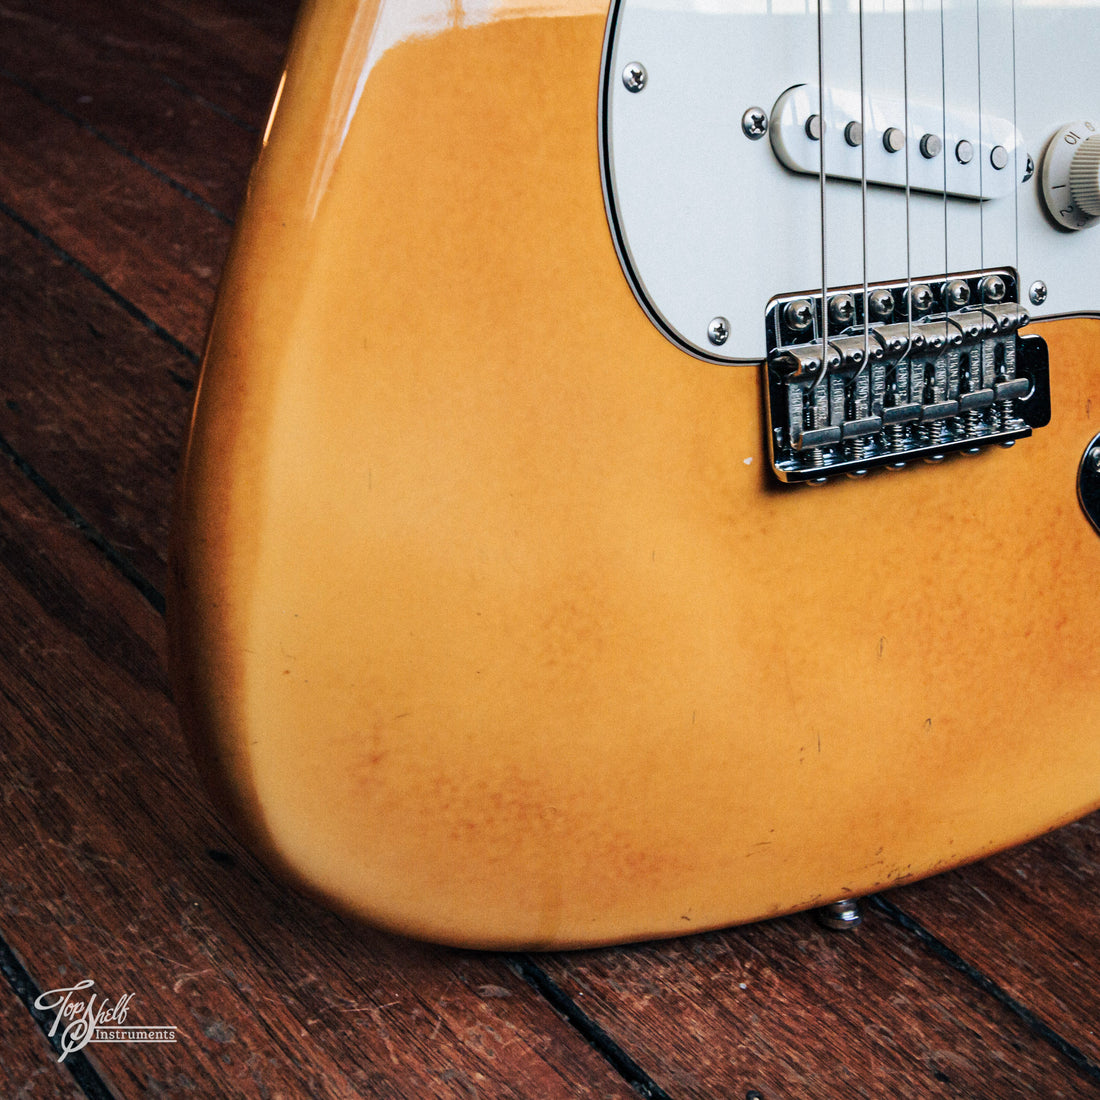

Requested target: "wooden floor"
[{"left": 0, "top": 0, "right": 1098, "bottom": 1095}]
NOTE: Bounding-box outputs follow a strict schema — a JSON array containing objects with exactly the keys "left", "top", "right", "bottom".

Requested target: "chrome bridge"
[{"left": 764, "top": 271, "right": 1050, "bottom": 483}]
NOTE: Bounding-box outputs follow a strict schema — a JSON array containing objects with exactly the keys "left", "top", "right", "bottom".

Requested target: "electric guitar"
[{"left": 168, "top": 0, "right": 1100, "bottom": 948}]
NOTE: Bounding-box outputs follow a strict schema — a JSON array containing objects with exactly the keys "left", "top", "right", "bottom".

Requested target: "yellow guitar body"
[{"left": 169, "top": 0, "right": 1100, "bottom": 948}]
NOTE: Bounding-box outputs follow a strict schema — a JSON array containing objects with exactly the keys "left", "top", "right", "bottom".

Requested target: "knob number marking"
[{"left": 1041, "top": 120, "right": 1100, "bottom": 230}]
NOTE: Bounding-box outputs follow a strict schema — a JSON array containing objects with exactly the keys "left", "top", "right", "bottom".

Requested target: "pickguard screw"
[
  {"left": 622, "top": 62, "right": 647, "bottom": 92},
  {"left": 742, "top": 107, "right": 768, "bottom": 140},
  {"left": 1023, "top": 154, "right": 1035, "bottom": 183},
  {"left": 1029, "top": 280, "right": 1048, "bottom": 306},
  {"left": 708, "top": 316, "right": 730, "bottom": 345}
]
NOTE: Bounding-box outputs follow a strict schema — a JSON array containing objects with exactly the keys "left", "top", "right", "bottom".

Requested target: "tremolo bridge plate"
[{"left": 764, "top": 272, "right": 1051, "bottom": 483}]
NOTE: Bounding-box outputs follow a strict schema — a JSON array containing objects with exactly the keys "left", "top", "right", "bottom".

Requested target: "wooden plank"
[
  {"left": 0, "top": 5, "right": 262, "bottom": 219},
  {"left": 886, "top": 811, "right": 1100, "bottom": 1065},
  {"left": 0, "top": 211, "right": 194, "bottom": 593},
  {"left": 536, "top": 901, "right": 1100, "bottom": 1098},
  {"left": 0, "top": 452, "right": 636, "bottom": 1100},
  {"left": 0, "top": 0, "right": 296, "bottom": 130},
  {"left": 0, "top": 982, "right": 84, "bottom": 1099},
  {"left": 2, "top": 2, "right": 1095, "bottom": 1096},
  {"left": 0, "top": 73, "right": 228, "bottom": 352}
]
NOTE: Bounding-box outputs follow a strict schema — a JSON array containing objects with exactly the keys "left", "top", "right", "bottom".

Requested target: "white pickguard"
[{"left": 601, "top": 0, "right": 1100, "bottom": 361}]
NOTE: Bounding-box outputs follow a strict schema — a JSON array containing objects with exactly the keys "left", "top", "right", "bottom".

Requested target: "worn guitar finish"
[{"left": 169, "top": 0, "right": 1100, "bottom": 948}]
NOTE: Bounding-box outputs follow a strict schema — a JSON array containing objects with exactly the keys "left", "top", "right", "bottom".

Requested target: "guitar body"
[{"left": 169, "top": 0, "right": 1100, "bottom": 948}]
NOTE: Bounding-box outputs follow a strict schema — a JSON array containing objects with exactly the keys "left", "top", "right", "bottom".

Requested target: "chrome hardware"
[
  {"left": 844, "top": 121, "right": 862, "bottom": 147},
  {"left": 816, "top": 899, "right": 863, "bottom": 931},
  {"left": 1023, "top": 154, "right": 1035, "bottom": 183},
  {"left": 905, "top": 283, "right": 934, "bottom": 315},
  {"left": 956, "top": 139, "right": 974, "bottom": 164},
  {"left": 805, "top": 114, "right": 823, "bottom": 140},
  {"left": 707, "top": 316, "right": 730, "bottom": 345},
  {"left": 1029, "top": 280, "right": 1048, "bottom": 306},
  {"left": 784, "top": 299, "right": 815, "bottom": 334},
  {"left": 622, "top": 62, "right": 647, "bottom": 92},
  {"left": 979, "top": 274, "right": 1007, "bottom": 303},
  {"left": 990, "top": 144, "right": 1009, "bottom": 170},
  {"left": 945, "top": 279, "right": 971, "bottom": 308},
  {"left": 1079, "top": 432, "right": 1100, "bottom": 534},
  {"left": 742, "top": 107, "right": 768, "bottom": 140},
  {"left": 868, "top": 288, "right": 894, "bottom": 320},
  {"left": 764, "top": 271, "right": 1051, "bottom": 483},
  {"left": 828, "top": 293, "right": 856, "bottom": 327}
]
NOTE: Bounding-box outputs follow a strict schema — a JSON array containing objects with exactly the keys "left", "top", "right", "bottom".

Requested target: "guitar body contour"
[{"left": 169, "top": 0, "right": 1100, "bottom": 948}]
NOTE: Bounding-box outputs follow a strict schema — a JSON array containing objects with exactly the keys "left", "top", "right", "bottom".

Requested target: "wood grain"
[
  {"left": 0, "top": 981, "right": 84, "bottom": 1099},
  {"left": 0, "top": 449, "right": 636, "bottom": 1099},
  {"left": 0, "top": 0, "right": 1097, "bottom": 1094},
  {"left": 0, "top": 0, "right": 296, "bottom": 130},
  {"left": 887, "top": 811, "right": 1100, "bottom": 1065},
  {"left": 0, "top": 71, "right": 229, "bottom": 351},
  {"left": 0, "top": 211, "right": 195, "bottom": 593},
  {"left": 0, "top": 6, "right": 259, "bottom": 219},
  {"left": 537, "top": 903, "right": 1100, "bottom": 1098}
]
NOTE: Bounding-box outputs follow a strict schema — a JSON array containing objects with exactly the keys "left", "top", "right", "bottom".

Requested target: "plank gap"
[
  {"left": 159, "top": 74, "right": 261, "bottom": 135},
  {"left": 0, "top": 67, "right": 235, "bottom": 226},
  {"left": 0, "top": 934, "right": 118, "bottom": 1099},
  {"left": 509, "top": 955, "right": 676, "bottom": 1100},
  {"left": 0, "top": 433, "right": 166, "bottom": 616},
  {"left": 0, "top": 196, "right": 201, "bottom": 368},
  {"left": 870, "top": 894, "right": 1100, "bottom": 1088}
]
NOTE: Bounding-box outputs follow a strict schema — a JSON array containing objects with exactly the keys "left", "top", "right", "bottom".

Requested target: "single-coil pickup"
[{"left": 770, "top": 85, "right": 1027, "bottom": 200}]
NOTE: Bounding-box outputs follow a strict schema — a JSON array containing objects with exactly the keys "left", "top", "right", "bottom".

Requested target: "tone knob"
[
  {"left": 1041, "top": 121, "right": 1100, "bottom": 230},
  {"left": 1070, "top": 134, "right": 1100, "bottom": 214}
]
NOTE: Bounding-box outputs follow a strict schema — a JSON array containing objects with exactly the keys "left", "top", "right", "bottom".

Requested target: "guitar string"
[
  {"left": 817, "top": 0, "right": 828, "bottom": 390},
  {"left": 902, "top": 0, "right": 913, "bottom": 364},
  {"left": 1011, "top": 0, "right": 1020, "bottom": 301},
  {"left": 981, "top": 0, "right": 990, "bottom": 299},
  {"left": 859, "top": 0, "right": 869, "bottom": 373},
  {"left": 818, "top": 0, "right": 1013, "bottom": 442},
  {"left": 940, "top": 0, "right": 949, "bottom": 329}
]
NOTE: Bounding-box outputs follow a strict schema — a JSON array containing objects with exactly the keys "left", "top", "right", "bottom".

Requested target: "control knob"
[
  {"left": 1041, "top": 121, "right": 1100, "bottom": 230},
  {"left": 1069, "top": 134, "right": 1100, "bottom": 214}
]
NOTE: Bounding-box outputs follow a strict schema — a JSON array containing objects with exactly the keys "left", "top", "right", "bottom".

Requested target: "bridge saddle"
[{"left": 764, "top": 271, "right": 1051, "bottom": 483}]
